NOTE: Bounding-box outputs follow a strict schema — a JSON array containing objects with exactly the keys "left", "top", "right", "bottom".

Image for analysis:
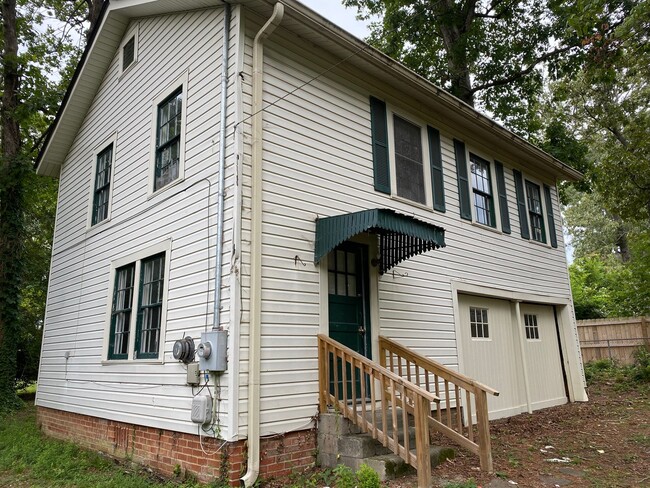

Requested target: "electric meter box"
[
  {"left": 197, "top": 330, "right": 228, "bottom": 372},
  {"left": 191, "top": 396, "right": 212, "bottom": 424}
]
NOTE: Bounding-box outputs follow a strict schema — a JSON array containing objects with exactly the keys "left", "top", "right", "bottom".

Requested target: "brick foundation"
[{"left": 37, "top": 406, "right": 316, "bottom": 486}]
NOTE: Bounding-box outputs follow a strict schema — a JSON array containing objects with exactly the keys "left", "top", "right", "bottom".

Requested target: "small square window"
[
  {"left": 524, "top": 314, "right": 540, "bottom": 340},
  {"left": 122, "top": 36, "right": 135, "bottom": 71},
  {"left": 470, "top": 307, "right": 489, "bottom": 339}
]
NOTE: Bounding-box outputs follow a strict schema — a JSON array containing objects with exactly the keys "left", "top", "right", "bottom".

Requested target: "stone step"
[{"left": 344, "top": 445, "right": 455, "bottom": 481}]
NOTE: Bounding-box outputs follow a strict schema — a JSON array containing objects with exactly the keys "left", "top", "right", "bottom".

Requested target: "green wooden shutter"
[
  {"left": 454, "top": 139, "right": 472, "bottom": 220},
  {"left": 428, "top": 126, "right": 445, "bottom": 212},
  {"left": 369, "top": 96, "right": 390, "bottom": 194},
  {"left": 494, "top": 161, "right": 511, "bottom": 234},
  {"left": 513, "top": 169, "right": 530, "bottom": 239},
  {"left": 544, "top": 184, "right": 558, "bottom": 248}
]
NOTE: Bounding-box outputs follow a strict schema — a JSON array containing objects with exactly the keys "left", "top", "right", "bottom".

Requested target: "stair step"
[{"left": 360, "top": 446, "right": 455, "bottom": 481}]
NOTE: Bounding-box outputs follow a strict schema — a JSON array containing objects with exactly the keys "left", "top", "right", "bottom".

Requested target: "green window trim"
[
  {"left": 134, "top": 253, "right": 165, "bottom": 359},
  {"left": 428, "top": 126, "right": 445, "bottom": 212},
  {"left": 92, "top": 144, "right": 113, "bottom": 226},
  {"left": 494, "top": 160, "right": 511, "bottom": 234},
  {"left": 154, "top": 88, "right": 183, "bottom": 192},
  {"left": 513, "top": 169, "right": 530, "bottom": 239},
  {"left": 469, "top": 153, "right": 496, "bottom": 228},
  {"left": 544, "top": 184, "right": 558, "bottom": 248},
  {"left": 454, "top": 139, "right": 472, "bottom": 221},
  {"left": 108, "top": 263, "right": 135, "bottom": 360},
  {"left": 369, "top": 96, "right": 390, "bottom": 194},
  {"left": 525, "top": 180, "right": 546, "bottom": 243}
]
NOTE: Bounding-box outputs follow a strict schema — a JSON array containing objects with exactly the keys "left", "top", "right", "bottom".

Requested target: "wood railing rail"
[
  {"left": 318, "top": 334, "right": 439, "bottom": 487},
  {"left": 379, "top": 336, "right": 499, "bottom": 472}
]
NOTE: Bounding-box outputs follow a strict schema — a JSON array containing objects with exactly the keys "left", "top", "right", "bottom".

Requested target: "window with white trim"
[
  {"left": 368, "top": 96, "right": 446, "bottom": 211},
  {"left": 106, "top": 243, "right": 170, "bottom": 361},
  {"left": 525, "top": 180, "right": 546, "bottom": 243},
  {"left": 120, "top": 25, "right": 138, "bottom": 73},
  {"left": 470, "top": 154, "right": 496, "bottom": 227},
  {"left": 524, "top": 313, "right": 540, "bottom": 340},
  {"left": 149, "top": 72, "right": 188, "bottom": 194},
  {"left": 92, "top": 144, "right": 113, "bottom": 225},
  {"left": 393, "top": 114, "right": 427, "bottom": 204},
  {"left": 470, "top": 307, "right": 490, "bottom": 339}
]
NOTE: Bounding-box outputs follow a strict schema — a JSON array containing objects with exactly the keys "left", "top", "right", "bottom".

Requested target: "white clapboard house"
[{"left": 36, "top": 0, "right": 587, "bottom": 485}]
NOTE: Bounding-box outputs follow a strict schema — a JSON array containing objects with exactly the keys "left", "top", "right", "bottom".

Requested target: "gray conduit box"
[{"left": 197, "top": 330, "right": 228, "bottom": 372}]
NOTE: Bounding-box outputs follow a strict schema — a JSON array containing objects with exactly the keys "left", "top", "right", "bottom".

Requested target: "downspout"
[
  {"left": 213, "top": 0, "right": 232, "bottom": 330},
  {"left": 241, "top": 3, "right": 284, "bottom": 487}
]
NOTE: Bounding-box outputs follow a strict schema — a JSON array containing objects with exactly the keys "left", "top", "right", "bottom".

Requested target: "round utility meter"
[{"left": 172, "top": 336, "right": 195, "bottom": 364}]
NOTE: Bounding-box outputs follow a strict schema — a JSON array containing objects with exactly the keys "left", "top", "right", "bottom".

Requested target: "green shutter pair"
[
  {"left": 513, "top": 170, "right": 558, "bottom": 248},
  {"left": 369, "top": 96, "right": 445, "bottom": 212},
  {"left": 453, "top": 140, "right": 510, "bottom": 232}
]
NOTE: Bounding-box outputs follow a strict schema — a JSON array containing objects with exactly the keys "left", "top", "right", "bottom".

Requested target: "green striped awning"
[{"left": 314, "top": 209, "right": 446, "bottom": 274}]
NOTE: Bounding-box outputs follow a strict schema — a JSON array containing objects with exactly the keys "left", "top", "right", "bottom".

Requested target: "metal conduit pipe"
[
  {"left": 241, "top": 3, "right": 284, "bottom": 487},
  {"left": 213, "top": 1, "right": 232, "bottom": 331}
]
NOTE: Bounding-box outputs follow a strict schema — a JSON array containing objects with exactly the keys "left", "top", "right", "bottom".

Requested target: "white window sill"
[
  {"left": 101, "top": 358, "right": 164, "bottom": 366},
  {"left": 390, "top": 194, "right": 433, "bottom": 213}
]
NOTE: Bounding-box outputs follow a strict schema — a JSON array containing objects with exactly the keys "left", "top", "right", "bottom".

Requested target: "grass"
[{"left": 0, "top": 403, "right": 201, "bottom": 488}]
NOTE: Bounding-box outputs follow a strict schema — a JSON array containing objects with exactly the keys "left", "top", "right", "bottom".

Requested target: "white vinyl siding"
[
  {"left": 37, "top": 8, "right": 237, "bottom": 437},
  {"left": 237, "top": 19, "right": 575, "bottom": 436}
]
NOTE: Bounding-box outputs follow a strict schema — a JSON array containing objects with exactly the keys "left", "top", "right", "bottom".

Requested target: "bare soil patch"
[{"left": 389, "top": 379, "right": 650, "bottom": 487}]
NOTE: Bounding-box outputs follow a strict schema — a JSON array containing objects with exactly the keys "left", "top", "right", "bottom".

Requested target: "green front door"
[{"left": 328, "top": 242, "right": 371, "bottom": 399}]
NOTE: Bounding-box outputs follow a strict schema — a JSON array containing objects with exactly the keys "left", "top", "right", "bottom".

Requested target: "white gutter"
[
  {"left": 241, "top": 3, "right": 284, "bottom": 487},
  {"left": 213, "top": 1, "right": 232, "bottom": 330}
]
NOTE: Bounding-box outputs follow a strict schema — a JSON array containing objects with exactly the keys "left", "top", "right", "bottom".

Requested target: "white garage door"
[
  {"left": 520, "top": 303, "right": 567, "bottom": 410},
  {"left": 458, "top": 295, "right": 567, "bottom": 420}
]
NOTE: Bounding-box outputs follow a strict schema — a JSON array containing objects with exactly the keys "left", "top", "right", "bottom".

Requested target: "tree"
[
  {"left": 1, "top": 0, "right": 27, "bottom": 412},
  {"left": 553, "top": 0, "right": 650, "bottom": 225},
  {"left": 0, "top": 0, "right": 100, "bottom": 411},
  {"left": 342, "top": 0, "right": 607, "bottom": 133}
]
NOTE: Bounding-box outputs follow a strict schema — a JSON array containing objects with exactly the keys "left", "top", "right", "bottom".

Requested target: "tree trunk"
[
  {"left": 0, "top": 0, "right": 25, "bottom": 411},
  {"left": 612, "top": 216, "right": 631, "bottom": 263},
  {"left": 85, "top": 0, "right": 104, "bottom": 40},
  {"left": 434, "top": 0, "right": 476, "bottom": 106}
]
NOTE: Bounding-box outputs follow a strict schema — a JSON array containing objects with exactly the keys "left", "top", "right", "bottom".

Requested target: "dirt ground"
[{"left": 388, "top": 379, "right": 650, "bottom": 487}]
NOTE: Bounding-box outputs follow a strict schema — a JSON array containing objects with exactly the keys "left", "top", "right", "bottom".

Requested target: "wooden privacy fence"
[
  {"left": 577, "top": 316, "right": 650, "bottom": 365},
  {"left": 379, "top": 336, "right": 499, "bottom": 473},
  {"left": 318, "top": 334, "right": 439, "bottom": 487}
]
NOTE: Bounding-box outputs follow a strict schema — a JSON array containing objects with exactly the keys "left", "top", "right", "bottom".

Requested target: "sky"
[{"left": 300, "top": 0, "right": 372, "bottom": 39}]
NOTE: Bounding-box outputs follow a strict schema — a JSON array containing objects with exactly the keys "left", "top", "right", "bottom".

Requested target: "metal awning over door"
[{"left": 314, "top": 208, "right": 446, "bottom": 274}]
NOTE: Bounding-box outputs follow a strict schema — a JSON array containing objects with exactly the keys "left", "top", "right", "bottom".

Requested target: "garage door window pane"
[
  {"left": 524, "top": 314, "right": 540, "bottom": 340},
  {"left": 470, "top": 307, "right": 489, "bottom": 339}
]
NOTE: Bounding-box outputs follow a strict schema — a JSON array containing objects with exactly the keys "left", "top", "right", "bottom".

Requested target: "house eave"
[{"left": 36, "top": 0, "right": 582, "bottom": 182}]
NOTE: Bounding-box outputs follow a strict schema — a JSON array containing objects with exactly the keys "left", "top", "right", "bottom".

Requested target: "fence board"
[{"left": 577, "top": 317, "right": 650, "bottom": 365}]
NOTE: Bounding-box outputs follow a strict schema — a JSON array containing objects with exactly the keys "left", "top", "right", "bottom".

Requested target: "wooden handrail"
[
  {"left": 379, "top": 336, "right": 500, "bottom": 396},
  {"left": 318, "top": 334, "right": 438, "bottom": 487},
  {"left": 378, "top": 336, "right": 499, "bottom": 472}
]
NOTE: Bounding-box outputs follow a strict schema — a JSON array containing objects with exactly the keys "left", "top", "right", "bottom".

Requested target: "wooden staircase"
[{"left": 317, "top": 335, "right": 499, "bottom": 487}]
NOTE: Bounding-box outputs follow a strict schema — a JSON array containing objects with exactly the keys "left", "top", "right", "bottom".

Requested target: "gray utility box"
[
  {"left": 191, "top": 396, "right": 212, "bottom": 425},
  {"left": 197, "top": 330, "right": 228, "bottom": 372}
]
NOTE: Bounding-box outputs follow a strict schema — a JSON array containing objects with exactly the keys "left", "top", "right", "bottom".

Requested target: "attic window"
[{"left": 122, "top": 36, "right": 135, "bottom": 71}]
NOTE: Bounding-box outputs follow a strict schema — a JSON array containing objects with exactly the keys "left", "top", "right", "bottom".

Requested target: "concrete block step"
[{"left": 362, "top": 446, "right": 455, "bottom": 481}]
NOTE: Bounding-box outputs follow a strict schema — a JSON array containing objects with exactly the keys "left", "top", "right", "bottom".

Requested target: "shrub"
[
  {"left": 632, "top": 346, "right": 650, "bottom": 382},
  {"left": 356, "top": 463, "right": 380, "bottom": 488},
  {"left": 333, "top": 464, "right": 356, "bottom": 488}
]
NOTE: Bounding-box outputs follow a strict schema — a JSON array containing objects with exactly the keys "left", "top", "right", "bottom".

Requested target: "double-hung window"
[
  {"left": 368, "top": 96, "right": 446, "bottom": 211},
  {"left": 470, "top": 154, "right": 496, "bottom": 227},
  {"left": 154, "top": 89, "right": 183, "bottom": 191},
  {"left": 393, "top": 115, "right": 426, "bottom": 205},
  {"left": 92, "top": 144, "right": 113, "bottom": 225},
  {"left": 149, "top": 72, "right": 188, "bottom": 195},
  {"left": 525, "top": 181, "right": 546, "bottom": 243},
  {"left": 106, "top": 245, "right": 169, "bottom": 361}
]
